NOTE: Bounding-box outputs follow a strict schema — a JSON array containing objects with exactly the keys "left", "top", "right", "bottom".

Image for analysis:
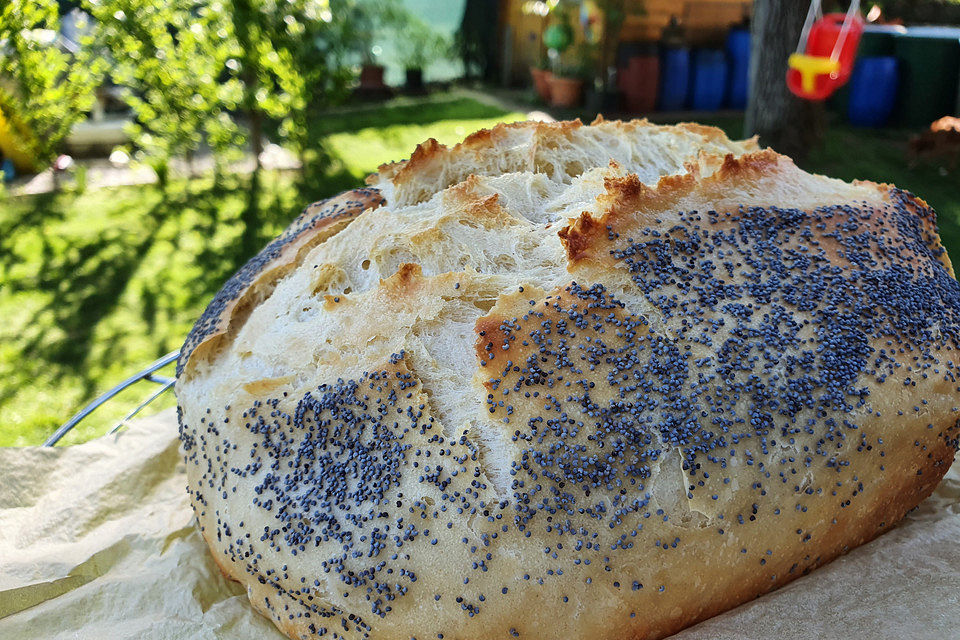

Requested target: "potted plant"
[
  {"left": 543, "top": 12, "right": 584, "bottom": 108},
  {"left": 548, "top": 72, "right": 584, "bottom": 108},
  {"left": 590, "top": 0, "right": 645, "bottom": 112},
  {"left": 397, "top": 16, "right": 450, "bottom": 94},
  {"left": 348, "top": 0, "right": 406, "bottom": 95},
  {"left": 352, "top": 8, "right": 385, "bottom": 90},
  {"left": 530, "top": 59, "right": 553, "bottom": 102},
  {"left": 523, "top": 1, "right": 559, "bottom": 102},
  {"left": 548, "top": 50, "right": 590, "bottom": 108}
]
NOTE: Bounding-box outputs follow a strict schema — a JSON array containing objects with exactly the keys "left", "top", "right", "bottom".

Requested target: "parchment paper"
[{"left": 0, "top": 409, "right": 957, "bottom": 639}]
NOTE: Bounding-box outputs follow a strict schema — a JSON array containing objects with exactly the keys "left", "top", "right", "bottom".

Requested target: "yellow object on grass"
[
  {"left": 0, "top": 105, "right": 39, "bottom": 173},
  {"left": 788, "top": 53, "right": 840, "bottom": 93}
]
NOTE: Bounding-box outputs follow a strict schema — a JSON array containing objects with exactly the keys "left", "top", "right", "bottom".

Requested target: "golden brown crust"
[
  {"left": 557, "top": 210, "right": 604, "bottom": 263},
  {"left": 373, "top": 137, "right": 445, "bottom": 185},
  {"left": 370, "top": 121, "right": 556, "bottom": 186},
  {"left": 559, "top": 149, "right": 846, "bottom": 266},
  {"left": 558, "top": 168, "right": 699, "bottom": 265}
]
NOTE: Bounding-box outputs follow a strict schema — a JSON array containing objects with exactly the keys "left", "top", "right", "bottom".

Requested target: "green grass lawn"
[{"left": 1, "top": 94, "right": 958, "bottom": 446}]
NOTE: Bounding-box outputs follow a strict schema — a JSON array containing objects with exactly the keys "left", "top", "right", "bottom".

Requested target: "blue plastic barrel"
[
  {"left": 689, "top": 49, "right": 727, "bottom": 110},
  {"left": 847, "top": 56, "right": 899, "bottom": 127},
  {"left": 725, "top": 28, "right": 750, "bottom": 108},
  {"left": 659, "top": 47, "right": 690, "bottom": 111}
]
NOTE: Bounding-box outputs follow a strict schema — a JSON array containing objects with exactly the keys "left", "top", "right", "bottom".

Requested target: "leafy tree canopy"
[{"left": 0, "top": 0, "right": 105, "bottom": 165}]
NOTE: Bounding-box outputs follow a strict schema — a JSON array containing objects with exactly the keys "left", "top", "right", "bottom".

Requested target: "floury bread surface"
[{"left": 176, "top": 119, "right": 960, "bottom": 640}]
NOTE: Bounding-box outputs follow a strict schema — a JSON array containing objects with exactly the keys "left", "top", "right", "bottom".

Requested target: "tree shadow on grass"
[
  {"left": 2, "top": 137, "right": 387, "bottom": 442},
  {"left": 0, "top": 194, "right": 175, "bottom": 404},
  {"left": 0, "top": 180, "right": 255, "bottom": 410},
  {"left": 295, "top": 142, "right": 362, "bottom": 205},
  {"left": 0, "top": 191, "right": 64, "bottom": 280}
]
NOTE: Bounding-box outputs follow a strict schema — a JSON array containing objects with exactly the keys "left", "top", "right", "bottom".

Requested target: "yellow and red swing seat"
[{"left": 787, "top": 12, "right": 864, "bottom": 101}]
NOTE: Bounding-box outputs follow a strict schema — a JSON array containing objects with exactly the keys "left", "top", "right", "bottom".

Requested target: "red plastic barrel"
[{"left": 619, "top": 53, "right": 660, "bottom": 113}]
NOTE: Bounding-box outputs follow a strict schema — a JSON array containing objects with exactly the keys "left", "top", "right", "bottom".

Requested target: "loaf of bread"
[{"left": 176, "top": 118, "right": 960, "bottom": 640}]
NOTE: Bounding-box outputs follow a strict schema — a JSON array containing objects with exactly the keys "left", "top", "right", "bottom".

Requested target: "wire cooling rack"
[{"left": 44, "top": 350, "right": 180, "bottom": 446}]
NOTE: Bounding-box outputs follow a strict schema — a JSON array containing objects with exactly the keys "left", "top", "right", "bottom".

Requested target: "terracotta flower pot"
[
  {"left": 548, "top": 75, "right": 584, "bottom": 108},
  {"left": 620, "top": 55, "right": 660, "bottom": 113},
  {"left": 530, "top": 66, "right": 553, "bottom": 102},
  {"left": 359, "top": 64, "right": 386, "bottom": 90}
]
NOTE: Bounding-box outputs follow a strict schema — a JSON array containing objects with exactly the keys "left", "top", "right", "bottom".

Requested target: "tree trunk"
[
  {"left": 240, "top": 162, "right": 261, "bottom": 258},
  {"left": 744, "top": 0, "right": 823, "bottom": 162},
  {"left": 249, "top": 108, "right": 263, "bottom": 173},
  {"left": 240, "top": 89, "right": 264, "bottom": 259}
]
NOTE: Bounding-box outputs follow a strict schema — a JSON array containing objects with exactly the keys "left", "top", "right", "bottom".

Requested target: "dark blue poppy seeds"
[{"left": 179, "top": 181, "right": 960, "bottom": 639}]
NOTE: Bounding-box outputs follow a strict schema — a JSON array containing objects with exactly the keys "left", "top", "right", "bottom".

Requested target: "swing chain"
[
  {"left": 830, "top": 0, "right": 861, "bottom": 63},
  {"left": 795, "top": 0, "right": 862, "bottom": 64},
  {"left": 796, "top": 0, "right": 823, "bottom": 55}
]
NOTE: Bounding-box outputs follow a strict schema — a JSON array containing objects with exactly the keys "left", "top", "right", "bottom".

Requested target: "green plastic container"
[
  {"left": 829, "top": 26, "right": 904, "bottom": 116},
  {"left": 858, "top": 26, "right": 903, "bottom": 57},
  {"left": 893, "top": 27, "right": 960, "bottom": 127}
]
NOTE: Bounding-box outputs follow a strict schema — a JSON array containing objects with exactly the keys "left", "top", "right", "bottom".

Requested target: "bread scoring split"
[{"left": 176, "top": 118, "right": 960, "bottom": 640}]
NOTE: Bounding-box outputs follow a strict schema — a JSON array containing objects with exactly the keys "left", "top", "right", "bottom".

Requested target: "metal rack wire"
[{"left": 44, "top": 350, "right": 180, "bottom": 446}]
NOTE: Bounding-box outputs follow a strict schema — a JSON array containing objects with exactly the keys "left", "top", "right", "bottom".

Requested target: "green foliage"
[
  {"left": 86, "top": 0, "right": 364, "bottom": 184},
  {"left": 285, "top": 2, "right": 356, "bottom": 134},
  {"left": 225, "top": 0, "right": 362, "bottom": 256},
  {"left": 80, "top": 0, "right": 434, "bottom": 185},
  {"left": 85, "top": 0, "right": 243, "bottom": 179},
  {"left": 339, "top": 0, "right": 409, "bottom": 64},
  {"left": 72, "top": 163, "right": 88, "bottom": 194},
  {"left": 595, "top": 1, "right": 645, "bottom": 86},
  {"left": 0, "top": 0, "right": 105, "bottom": 166},
  {"left": 228, "top": 0, "right": 304, "bottom": 119},
  {"left": 228, "top": 0, "right": 312, "bottom": 160},
  {"left": 396, "top": 14, "right": 451, "bottom": 70},
  {"left": 543, "top": 20, "right": 574, "bottom": 53}
]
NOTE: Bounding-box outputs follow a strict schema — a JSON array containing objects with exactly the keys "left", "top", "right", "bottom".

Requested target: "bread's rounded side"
[{"left": 176, "top": 120, "right": 960, "bottom": 640}]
